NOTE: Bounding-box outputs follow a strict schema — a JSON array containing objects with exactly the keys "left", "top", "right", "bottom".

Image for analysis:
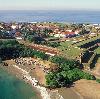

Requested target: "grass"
[
  {"left": 58, "top": 41, "right": 82, "bottom": 59},
  {"left": 97, "top": 58, "right": 100, "bottom": 63},
  {"left": 75, "top": 35, "right": 100, "bottom": 47},
  {"left": 96, "top": 79, "right": 100, "bottom": 83},
  {"left": 57, "top": 35, "right": 100, "bottom": 59},
  {"left": 95, "top": 47, "right": 100, "bottom": 54},
  {"left": 94, "top": 47, "right": 100, "bottom": 63}
]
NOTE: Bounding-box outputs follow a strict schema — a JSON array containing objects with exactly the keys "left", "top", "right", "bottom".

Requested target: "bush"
[
  {"left": 47, "top": 42, "right": 60, "bottom": 48},
  {"left": 46, "top": 68, "right": 95, "bottom": 88},
  {"left": 49, "top": 56, "right": 80, "bottom": 70},
  {"left": 0, "top": 58, "right": 2, "bottom": 63},
  {"left": 46, "top": 72, "right": 59, "bottom": 88},
  {"left": 0, "top": 40, "right": 49, "bottom": 60},
  {"left": 46, "top": 56, "right": 95, "bottom": 88},
  {"left": 96, "top": 79, "right": 100, "bottom": 83}
]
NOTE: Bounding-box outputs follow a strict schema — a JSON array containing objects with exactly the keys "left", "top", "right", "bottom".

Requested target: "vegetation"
[
  {"left": 58, "top": 41, "right": 82, "bottom": 59},
  {"left": 80, "top": 38, "right": 100, "bottom": 49},
  {"left": 20, "top": 47, "right": 48, "bottom": 60},
  {"left": 49, "top": 56, "right": 80, "bottom": 70},
  {"left": 75, "top": 36, "right": 100, "bottom": 47},
  {"left": 0, "top": 40, "right": 48, "bottom": 60},
  {"left": 0, "top": 58, "right": 2, "bottom": 63},
  {"left": 26, "top": 35, "right": 34, "bottom": 42},
  {"left": 81, "top": 51, "right": 93, "bottom": 63},
  {"left": 0, "top": 30, "right": 14, "bottom": 39},
  {"left": 96, "top": 79, "right": 100, "bottom": 83},
  {"left": 95, "top": 47, "right": 100, "bottom": 54},
  {"left": 46, "top": 56, "right": 95, "bottom": 88},
  {"left": 26, "top": 34, "right": 60, "bottom": 48},
  {"left": 47, "top": 42, "right": 60, "bottom": 48},
  {"left": 94, "top": 47, "right": 100, "bottom": 63}
]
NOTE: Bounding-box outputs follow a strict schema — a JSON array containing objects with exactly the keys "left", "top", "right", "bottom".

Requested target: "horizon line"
[{"left": 0, "top": 9, "right": 100, "bottom": 11}]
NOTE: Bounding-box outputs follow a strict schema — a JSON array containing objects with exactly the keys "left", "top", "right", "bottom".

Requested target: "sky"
[{"left": 0, "top": 0, "right": 100, "bottom": 10}]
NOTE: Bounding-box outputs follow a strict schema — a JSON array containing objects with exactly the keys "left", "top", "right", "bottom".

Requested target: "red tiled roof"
[
  {"left": 63, "top": 31, "right": 75, "bottom": 35},
  {"left": 15, "top": 32, "right": 21, "bottom": 36}
]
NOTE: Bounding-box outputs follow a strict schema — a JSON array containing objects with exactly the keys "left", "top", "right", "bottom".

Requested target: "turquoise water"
[{"left": 0, "top": 68, "right": 38, "bottom": 99}]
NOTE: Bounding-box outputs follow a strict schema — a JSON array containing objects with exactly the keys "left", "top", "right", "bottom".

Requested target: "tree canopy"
[{"left": 46, "top": 56, "right": 95, "bottom": 88}]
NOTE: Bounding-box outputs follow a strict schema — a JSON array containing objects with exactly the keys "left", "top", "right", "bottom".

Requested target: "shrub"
[
  {"left": 96, "top": 79, "right": 100, "bottom": 83},
  {"left": 46, "top": 56, "right": 95, "bottom": 88},
  {"left": 0, "top": 58, "right": 2, "bottom": 63}
]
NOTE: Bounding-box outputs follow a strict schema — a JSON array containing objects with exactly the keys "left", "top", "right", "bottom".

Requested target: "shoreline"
[
  {"left": 0, "top": 64, "right": 42, "bottom": 99},
  {"left": 0, "top": 64, "right": 63, "bottom": 99},
  {"left": 0, "top": 62, "right": 85, "bottom": 99},
  {"left": 12, "top": 64, "right": 65, "bottom": 99}
]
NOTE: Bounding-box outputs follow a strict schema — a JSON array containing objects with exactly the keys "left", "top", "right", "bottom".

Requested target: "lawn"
[
  {"left": 95, "top": 47, "right": 100, "bottom": 54},
  {"left": 75, "top": 35, "right": 100, "bottom": 47},
  {"left": 97, "top": 58, "right": 100, "bottom": 63},
  {"left": 94, "top": 47, "right": 100, "bottom": 63},
  {"left": 58, "top": 41, "right": 83, "bottom": 59}
]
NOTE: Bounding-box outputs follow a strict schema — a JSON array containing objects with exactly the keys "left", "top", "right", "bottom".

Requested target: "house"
[
  {"left": 15, "top": 37, "right": 23, "bottom": 40},
  {"left": 54, "top": 30, "right": 79, "bottom": 38},
  {"left": 64, "top": 31, "right": 76, "bottom": 38},
  {"left": 15, "top": 32, "right": 21, "bottom": 37},
  {"left": 11, "top": 25, "right": 17, "bottom": 29},
  {"left": 89, "top": 32, "right": 97, "bottom": 37},
  {"left": 15, "top": 32, "right": 22, "bottom": 40}
]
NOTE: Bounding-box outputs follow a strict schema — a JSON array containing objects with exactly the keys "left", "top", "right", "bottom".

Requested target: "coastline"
[
  {"left": 2, "top": 59, "right": 65, "bottom": 99},
  {"left": 0, "top": 64, "right": 42, "bottom": 99},
  {"left": 0, "top": 61, "right": 84, "bottom": 99}
]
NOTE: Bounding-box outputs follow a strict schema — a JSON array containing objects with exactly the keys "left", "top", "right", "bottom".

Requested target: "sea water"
[
  {"left": 0, "top": 67, "right": 38, "bottom": 99},
  {"left": 0, "top": 10, "right": 100, "bottom": 23}
]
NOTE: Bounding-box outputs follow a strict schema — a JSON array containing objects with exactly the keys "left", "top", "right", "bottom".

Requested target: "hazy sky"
[{"left": 0, "top": 0, "right": 100, "bottom": 10}]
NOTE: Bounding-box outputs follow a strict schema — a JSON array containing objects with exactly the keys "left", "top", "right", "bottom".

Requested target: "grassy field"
[
  {"left": 95, "top": 47, "right": 100, "bottom": 54},
  {"left": 57, "top": 35, "right": 100, "bottom": 59},
  {"left": 94, "top": 47, "right": 100, "bottom": 63},
  {"left": 58, "top": 41, "right": 82, "bottom": 59},
  {"left": 97, "top": 58, "right": 100, "bottom": 63},
  {"left": 75, "top": 35, "right": 100, "bottom": 47}
]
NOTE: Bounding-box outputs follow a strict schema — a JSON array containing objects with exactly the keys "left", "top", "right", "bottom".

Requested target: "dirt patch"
[
  {"left": 74, "top": 79, "right": 100, "bottom": 99},
  {"left": 57, "top": 87, "right": 83, "bottom": 99},
  {"left": 92, "top": 63, "right": 100, "bottom": 76},
  {"left": 34, "top": 66, "right": 46, "bottom": 85}
]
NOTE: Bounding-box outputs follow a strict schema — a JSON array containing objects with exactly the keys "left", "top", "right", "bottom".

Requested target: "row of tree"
[
  {"left": 26, "top": 35, "right": 60, "bottom": 48},
  {"left": 0, "top": 40, "right": 48, "bottom": 60}
]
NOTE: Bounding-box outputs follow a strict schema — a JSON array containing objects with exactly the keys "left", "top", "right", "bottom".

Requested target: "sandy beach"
[{"left": 0, "top": 60, "right": 63, "bottom": 99}]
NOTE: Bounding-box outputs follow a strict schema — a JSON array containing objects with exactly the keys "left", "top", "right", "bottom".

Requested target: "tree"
[
  {"left": 27, "top": 35, "right": 34, "bottom": 42},
  {"left": 0, "top": 40, "right": 49, "bottom": 60},
  {"left": 49, "top": 56, "right": 79, "bottom": 70},
  {"left": 46, "top": 55, "right": 95, "bottom": 88},
  {"left": 0, "top": 58, "right": 2, "bottom": 63},
  {"left": 47, "top": 42, "right": 60, "bottom": 48},
  {"left": 46, "top": 72, "right": 59, "bottom": 88}
]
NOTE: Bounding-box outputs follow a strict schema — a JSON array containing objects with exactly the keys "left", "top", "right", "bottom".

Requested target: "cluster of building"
[
  {"left": 53, "top": 29, "right": 80, "bottom": 38},
  {"left": 0, "top": 22, "right": 100, "bottom": 39}
]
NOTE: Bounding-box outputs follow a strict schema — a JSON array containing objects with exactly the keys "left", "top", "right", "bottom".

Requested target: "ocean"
[
  {"left": 0, "top": 67, "right": 38, "bottom": 99},
  {"left": 0, "top": 10, "right": 100, "bottom": 23}
]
